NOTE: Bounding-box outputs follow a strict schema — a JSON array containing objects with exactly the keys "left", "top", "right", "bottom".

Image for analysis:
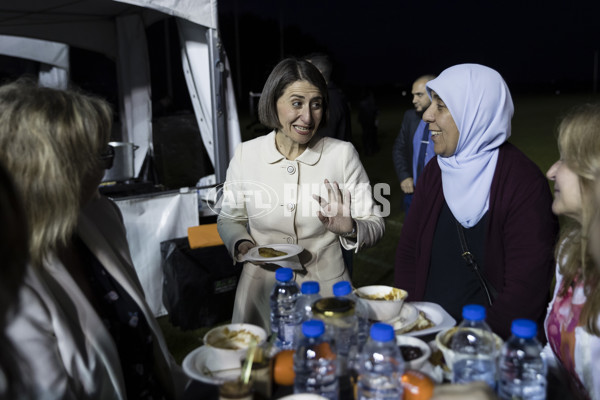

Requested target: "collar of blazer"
[{"left": 262, "top": 130, "right": 324, "bottom": 166}]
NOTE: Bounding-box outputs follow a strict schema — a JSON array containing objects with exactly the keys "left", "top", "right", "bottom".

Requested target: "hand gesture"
[{"left": 313, "top": 179, "right": 354, "bottom": 236}]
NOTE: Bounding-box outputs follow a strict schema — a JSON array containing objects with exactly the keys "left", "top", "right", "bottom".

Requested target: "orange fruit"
[
  {"left": 401, "top": 369, "right": 434, "bottom": 400},
  {"left": 273, "top": 349, "right": 295, "bottom": 386},
  {"left": 315, "top": 342, "right": 336, "bottom": 360}
]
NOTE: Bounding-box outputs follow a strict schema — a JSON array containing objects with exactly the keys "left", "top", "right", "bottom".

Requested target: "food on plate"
[
  {"left": 258, "top": 247, "right": 288, "bottom": 258},
  {"left": 399, "top": 345, "right": 423, "bottom": 361},
  {"left": 205, "top": 327, "right": 260, "bottom": 350},
  {"left": 406, "top": 310, "right": 436, "bottom": 332},
  {"left": 357, "top": 287, "right": 407, "bottom": 301}
]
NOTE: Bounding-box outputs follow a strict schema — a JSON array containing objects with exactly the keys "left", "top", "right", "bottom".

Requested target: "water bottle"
[
  {"left": 333, "top": 281, "right": 369, "bottom": 350},
  {"left": 294, "top": 319, "right": 339, "bottom": 400},
  {"left": 356, "top": 322, "right": 404, "bottom": 400},
  {"left": 270, "top": 267, "right": 301, "bottom": 350},
  {"left": 498, "top": 319, "right": 547, "bottom": 400},
  {"left": 297, "top": 281, "right": 322, "bottom": 321},
  {"left": 451, "top": 304, "right": 497, "bottom": 388}
]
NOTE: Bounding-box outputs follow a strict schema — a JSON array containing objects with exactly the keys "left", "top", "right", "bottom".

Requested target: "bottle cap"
[
  {"left": 302, "top": 319, "right": 325, "bottom": 338},
  {"left": 462, "top": 304, "right": 486, "bottom": 321},
  {"left": 301, "top": 281, "right": 320, "bottom": 295},
  {"left": 370, "top": 322, "right": 395, "bottom": 342},
  {"left": 332, "top": 281, "right": 352, "bottom": 296},
  {"left": 275, "top": 267, "right": 293, "bottom": 282},
  {"left": 511, "top": 318, "right": 537, "bottom": 339}
]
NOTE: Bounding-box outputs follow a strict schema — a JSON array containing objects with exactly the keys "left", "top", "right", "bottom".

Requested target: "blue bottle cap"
[
  {"left": 332, "top": 281, "right": 352, "bottom": 296},
  {"left": 370, "top": 322, "right": 395, "bottom": 342},
  {"left": 511, "top": 319, "right": 537, "bottom": 339},
  {"left": 275, "top": 267, "right": 293, "bottom": 282},
  {"left": 302, "top": 319, "right": 325, "bottom": 338},
  {"left": 462, "top": 304, "right": 486, "bottom": 321},
  {"left": 301, "top": 281, "right": 320, "bottom": 295}
]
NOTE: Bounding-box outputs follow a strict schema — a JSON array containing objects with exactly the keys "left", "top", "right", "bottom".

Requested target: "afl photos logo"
[{"left": 206, "top": 180, "right": 279, "bottom": 220}]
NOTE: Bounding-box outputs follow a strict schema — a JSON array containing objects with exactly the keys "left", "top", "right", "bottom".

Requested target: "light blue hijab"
[{"left": 426, "top": 64, "right": 514, "bottom": 228}]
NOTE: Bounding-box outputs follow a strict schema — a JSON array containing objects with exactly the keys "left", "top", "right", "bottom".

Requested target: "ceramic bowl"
[
  {"left": 203, "top": 323, "right": 267, "bottom": 360},
  {"left": 396, "top": 334, "right": 432, "bottom": 371},
  {"left": 434, "top": 327, "right": 503, "bottom": 372},
  {"left": 354, "top": 285, "right": 408, "bottom": 321}
]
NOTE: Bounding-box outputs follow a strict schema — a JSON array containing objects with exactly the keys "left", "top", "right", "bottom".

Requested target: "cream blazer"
[
  {"left": 217, "top": 132, "right": 385, "bottom": 329},
  {"left": 6, "top": 195, "right": 187, "bottom": 399}
]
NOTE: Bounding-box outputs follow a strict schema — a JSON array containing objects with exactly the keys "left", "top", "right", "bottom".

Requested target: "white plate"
[
  {"left": 402, "top": 301, "right": 456, "bottom": 337},
  {"left": 243, "top": 244, "right": 303, "bottom": 262},
  {"left": 387, "top": 303, "right": 419, "bottom": 333},
  {"left": 182, "top": 345, "right": 241, "bottom": 385}
]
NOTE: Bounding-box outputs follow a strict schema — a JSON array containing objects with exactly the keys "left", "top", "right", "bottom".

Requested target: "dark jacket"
[
  {"left": 394, "top": 142, "right": 558, "bottom": 339},
  {"left": 392, "top": 109, "right": 421, "bottom": 183}
]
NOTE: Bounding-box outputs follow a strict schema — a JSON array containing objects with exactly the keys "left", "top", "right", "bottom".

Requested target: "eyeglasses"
[{"left": 99, "top": 145, "right": 115, "bottom": 170}]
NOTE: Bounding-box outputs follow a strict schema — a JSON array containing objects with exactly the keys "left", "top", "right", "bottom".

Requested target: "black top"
[
  {"left": 78, "top": 237, "right": 167, "bottom": 400},
  {"left": 423, "top": 201, "right": 489, "bottom": 322}
]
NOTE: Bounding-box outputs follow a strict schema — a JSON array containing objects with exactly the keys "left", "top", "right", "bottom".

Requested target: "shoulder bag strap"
[{"left": 454, "top": 219, "right": 496, "bottom": 307}]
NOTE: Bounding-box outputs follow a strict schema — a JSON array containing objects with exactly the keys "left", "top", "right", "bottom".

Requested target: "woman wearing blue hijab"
[{"left": 394, "top": 64, "right": 558, "bottom": 339}]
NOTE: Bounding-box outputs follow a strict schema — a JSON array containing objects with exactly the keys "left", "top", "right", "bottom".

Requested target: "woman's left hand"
[{"left": 313, "top": 179, "right": 354, "bottom": 236}]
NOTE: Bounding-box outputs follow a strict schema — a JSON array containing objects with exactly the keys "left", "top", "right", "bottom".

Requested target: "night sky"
[{"left": 217, "top": 0, "right": 600, "bottom": 96}]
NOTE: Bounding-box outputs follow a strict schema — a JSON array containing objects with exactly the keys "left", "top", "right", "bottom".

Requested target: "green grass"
[{"left": 160, "top": 91, "right": 599, "bottom": 364}]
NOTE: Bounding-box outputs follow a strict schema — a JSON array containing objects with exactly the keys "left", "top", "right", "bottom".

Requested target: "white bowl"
[
  {"left": 355, "top": 285, "right": 408, "bottom": 321},
  {"left": 396, "top": 335, "right": 431, "bottom": 371},
  {"left": 434, "top": 327, "right": 503, "bottom": 372},
  {"left": 203, "top": 323, "right": 267, "bottom": 360}
]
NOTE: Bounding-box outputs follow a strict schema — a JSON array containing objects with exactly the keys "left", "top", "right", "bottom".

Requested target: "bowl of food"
[
  {"left": 434, "top": 327, "right": 503, "bottom": 372},
  {"left": 355, "top": 285, "right": 408, "bottom": 322},
  {"left": 203, "top": 323, "right": 267, "bottom": 360},
  {"left": 396, "top": 335, "right": 432, "bottom": 371}
]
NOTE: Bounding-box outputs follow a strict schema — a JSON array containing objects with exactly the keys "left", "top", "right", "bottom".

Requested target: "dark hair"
[{"left": 258, "top": 58, "right": 328, "bottom": 130}]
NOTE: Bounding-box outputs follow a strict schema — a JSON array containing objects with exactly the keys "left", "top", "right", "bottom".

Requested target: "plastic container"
[
  {"left": 297, "top": 281, "right": 322, "bottom": 321},
  {"left": 333, "top": 281, "right": 369, "bottom": 351},
  {"left": 498, "top": 319, "right": 547, "bottom": 400},
  {"left": 450, "top": 304, "right": 497, "bottom": 388},
  {"left": 356, "top": 323, "right": 405, "bottom": 400},
  {"left": 293, "top": 320, "right": 339, "bottom": 400},
  {"left": 270, "top": 267, "right": 301, "bottom": 350}
]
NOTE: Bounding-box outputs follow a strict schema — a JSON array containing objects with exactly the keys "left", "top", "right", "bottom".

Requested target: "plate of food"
[
  {"left": 242, "top": 244, "right": 303, "bottom": 262},
  {"left": 182, "top": 345, "right": 242, "bottom": 385},
  {"left": 389, "top": 302, "right": 419, "bottom": 333},
  {"left": 398, "top": 301, "right": 456, "bottom": 337}
]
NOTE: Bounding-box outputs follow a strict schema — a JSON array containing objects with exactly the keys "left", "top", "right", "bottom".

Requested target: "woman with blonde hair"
[
  {"left": 544, "top": 102, "right": 600, "bottom": 399},
  {"left": 1, "top": 79, "right": 186, "bottom": 399}
]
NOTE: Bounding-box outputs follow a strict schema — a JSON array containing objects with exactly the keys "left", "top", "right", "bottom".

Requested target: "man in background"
[
  {"left": 392, "top": 74, "right": 436, "bottom": 213},
  {"left": 306, "top": 53, "right": 352, "bottom": 142}
]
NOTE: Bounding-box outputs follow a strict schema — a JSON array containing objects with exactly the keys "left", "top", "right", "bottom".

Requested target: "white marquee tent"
[{"left": 0, "top": 0, "right": 241, "bottom": 315}]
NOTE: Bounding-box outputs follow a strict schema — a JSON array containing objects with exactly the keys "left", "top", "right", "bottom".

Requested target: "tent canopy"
[{"left": 0, "top": 0, "right": 239, "bottom": 183}]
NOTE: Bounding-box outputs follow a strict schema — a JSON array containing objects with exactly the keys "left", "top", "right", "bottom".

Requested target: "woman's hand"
[
  {"left": 313, "top": 179, "right": 355, "bottom": 236},
  {"left": 237, "top": 240, "right": 255, "bottom": 256}
]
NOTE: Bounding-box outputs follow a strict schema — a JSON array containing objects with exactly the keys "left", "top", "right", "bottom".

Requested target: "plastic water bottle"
[
  {"left": 294, "top": 319, "right": 339, "bottom": 400},
  {"left": 451, "top": 304, "right": 497, "bottom": 388},
  {"left": 296, "top": 281, "right": 322, "bottom": 321},
  {"left": 270, "top": 267, "right": 301, "bottom": 350},
  {"left": 356, "top": 322, "right": 404, "bottom": 400},
  {"left": 333, "top": 281, "right": 369, "bottom": 351},
  {"left": 498, "top": 319, "right": 547, "bottom": 400}
]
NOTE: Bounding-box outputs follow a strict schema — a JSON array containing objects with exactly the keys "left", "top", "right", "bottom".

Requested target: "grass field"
[{"left": 159, "top": 91, "right": 600, "bottom": 364}]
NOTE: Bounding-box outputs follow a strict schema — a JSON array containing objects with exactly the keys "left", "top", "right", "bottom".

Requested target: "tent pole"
[{"left": 208, "top": 28, "right": 229, "bottom": 183}]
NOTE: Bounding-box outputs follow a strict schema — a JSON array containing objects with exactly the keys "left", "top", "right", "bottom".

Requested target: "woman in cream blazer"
[{"left": 217, "top": 58, "right": 385, "bottom": 329}]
